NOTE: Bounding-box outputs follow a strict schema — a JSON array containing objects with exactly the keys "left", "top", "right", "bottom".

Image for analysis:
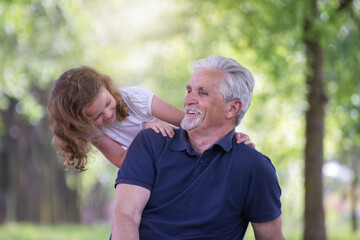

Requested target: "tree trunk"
[
  {"left": 0, "top": 95, "right": 80, "bottom": 224},
  {"left": 0, "top": 143, "right": 7, "bottom": 224},
  {"left": 303, "top": 1, "right": 328, "bottom": 239},
  {"left": 350, "top": 151, "right": 359, "bottom": 232},
  {"left": 0, "top": 98, "right": 18, "bottom": 224},
  {"left": 16, "top": 120, "right": 41, "bottom": 222},
  {"left": 33, "top": 112, "right": 80, "bottom": 223}
]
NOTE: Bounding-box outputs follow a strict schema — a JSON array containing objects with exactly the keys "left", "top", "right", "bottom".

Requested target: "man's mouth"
[
  {"left": 185, "top": 106, "right": 202, "bottom": 115},
  {"left": 186, "top": 110, "right": 201, "bottom": 114}
]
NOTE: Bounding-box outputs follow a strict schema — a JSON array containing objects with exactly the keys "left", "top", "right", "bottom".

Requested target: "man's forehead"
[
  {"left": 198, "top": 68, "right": 225, "bottom": 78},
  {"left": 187, "top": 69, "right": 225, "bottom": 88}
]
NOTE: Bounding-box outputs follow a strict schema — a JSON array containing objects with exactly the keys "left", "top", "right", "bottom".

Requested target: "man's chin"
[{"left": 181, "top": 120, "right": 199, "bottom": 131}]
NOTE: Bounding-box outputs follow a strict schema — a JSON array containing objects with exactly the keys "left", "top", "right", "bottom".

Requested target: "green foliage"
[
  {"left": 324, "top": 4, "right": 360, "bottom": 161},
  {"left": 0, "top": 0, "right": 89, "bottom": 124}
]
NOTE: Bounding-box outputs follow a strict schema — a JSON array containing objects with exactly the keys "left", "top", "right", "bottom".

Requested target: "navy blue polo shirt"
[{"left": 115, "top": 128, "right": 282, "bottom": 240}]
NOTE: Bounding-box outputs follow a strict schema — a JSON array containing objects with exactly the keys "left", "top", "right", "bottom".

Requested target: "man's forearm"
[{"left": 112, "top": 212, "right": 139, "bottom": 240}]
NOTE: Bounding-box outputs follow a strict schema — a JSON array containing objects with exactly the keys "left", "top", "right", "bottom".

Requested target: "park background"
[{"left": 0, "top": 0, "right": 359, "bottom": 239}]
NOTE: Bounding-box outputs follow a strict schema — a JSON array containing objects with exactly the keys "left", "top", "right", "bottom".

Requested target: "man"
[{"left": 112, "top": 56, "right": 285, "bottom": 240}]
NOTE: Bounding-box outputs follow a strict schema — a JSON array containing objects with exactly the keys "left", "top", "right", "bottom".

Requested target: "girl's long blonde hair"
[{"left": 47, "top": 66, "right": 128, "bottom": 171}]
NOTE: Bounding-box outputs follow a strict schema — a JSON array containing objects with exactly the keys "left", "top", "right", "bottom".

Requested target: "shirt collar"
[
  {"left": 215, "top": 129, "right": 235, "bottom": 152},
  {"left": 170, "top": 128, "right": 192, "bottom": 154},
  {"left": 171, "top": 128, "right": 235, "bottom": 153}
]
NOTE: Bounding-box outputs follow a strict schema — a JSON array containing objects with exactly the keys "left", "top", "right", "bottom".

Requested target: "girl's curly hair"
[{"left": 47, "top": 66, "right": 128, "bottom": 172}]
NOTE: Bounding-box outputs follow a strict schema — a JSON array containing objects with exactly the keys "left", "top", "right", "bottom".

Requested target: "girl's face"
[{"left": 84, "top": 87, "right": 117, "bottom": 127}]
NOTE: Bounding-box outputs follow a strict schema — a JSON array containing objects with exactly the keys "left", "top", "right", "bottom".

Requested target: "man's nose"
[{"left": 184, "top": 93, "right": 196, "bottom": 106}]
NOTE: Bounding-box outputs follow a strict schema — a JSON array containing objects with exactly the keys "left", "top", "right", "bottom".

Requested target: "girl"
[{"left": 47, "top": 66, "right": 254, "bottom": 171}]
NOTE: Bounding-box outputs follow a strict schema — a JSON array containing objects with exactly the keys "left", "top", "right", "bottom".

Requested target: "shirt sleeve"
[
  {"left": 120, "top": 86, "right": 155, "bottom": 119},
  {"left": 243, "top": 155, "right": 282, "bottom": 223},
  {"left": 115, "top": 130, "right": 156, "bottom": 191}
]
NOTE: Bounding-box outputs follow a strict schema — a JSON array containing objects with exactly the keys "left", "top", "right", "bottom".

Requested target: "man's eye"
[{"left": 199, "top": 91, "right": 208, "bottom": 95}]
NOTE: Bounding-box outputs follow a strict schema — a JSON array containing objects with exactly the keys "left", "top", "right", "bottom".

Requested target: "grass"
[
  {"left": 244, "top": 225, "right": 360, "bottom": 240},
  {"left": 1, "top": 222, "right": 360, "bottom": 240},
  {"left": 0, "top": 223, "right": 111, "bottom": 240}
]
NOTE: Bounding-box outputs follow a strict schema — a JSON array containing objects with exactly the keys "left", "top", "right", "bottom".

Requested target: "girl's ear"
[{"left": 226, "top": 100, "right": 243, "bottom": 119}]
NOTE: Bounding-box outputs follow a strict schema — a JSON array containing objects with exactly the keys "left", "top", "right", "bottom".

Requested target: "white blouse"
[{"left": 101, "top": 86, "right": 157, "bottom": 148}]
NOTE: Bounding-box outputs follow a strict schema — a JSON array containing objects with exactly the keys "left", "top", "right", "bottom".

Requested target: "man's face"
[{"left": 181, "top": 69, "right": 228, "bottom": 131}]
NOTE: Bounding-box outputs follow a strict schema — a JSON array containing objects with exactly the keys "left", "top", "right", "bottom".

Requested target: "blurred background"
[{"left": 0, "top": 0, "right": 359, "bottom": 239}]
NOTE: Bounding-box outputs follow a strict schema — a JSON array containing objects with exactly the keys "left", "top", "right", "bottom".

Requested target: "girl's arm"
[
  {"left": 91, "top": 136, "right": 128, "bottom": 168},
  {"left": 151, "top": 95, "right": 185, "bottom": 127},
  {"left": 92, "top": 96, "right": 183, "bottom": 168}
]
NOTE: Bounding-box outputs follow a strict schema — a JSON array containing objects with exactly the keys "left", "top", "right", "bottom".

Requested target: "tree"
[
  {"left": 0, "top": 0, "right": 88, "bottom": 224},
  {"left": 324, "top": 0, "right": 360, "bottom": 232},
  {"left": 303, "top": 0, "right": 359, "bottom": 238},
  {"left": 303, "top": 0, "right": 328, "bottom": 238}
]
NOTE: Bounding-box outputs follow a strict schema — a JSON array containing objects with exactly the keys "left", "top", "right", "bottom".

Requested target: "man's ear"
[{"left": 226, "top": 100, "right": 243, "bottom": 119}]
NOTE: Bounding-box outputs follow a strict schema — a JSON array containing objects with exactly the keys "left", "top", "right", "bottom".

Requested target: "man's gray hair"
[{"left": 193, "top": 56, "right": 255, "bottom": 125}]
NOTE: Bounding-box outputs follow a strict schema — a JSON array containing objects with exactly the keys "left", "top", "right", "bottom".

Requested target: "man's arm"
[
  {"left": 112, "top": 183, "right": 151, "bottom": 240},
  {"left": 251, "top": 216, "right": 285, "bottom": 240}
]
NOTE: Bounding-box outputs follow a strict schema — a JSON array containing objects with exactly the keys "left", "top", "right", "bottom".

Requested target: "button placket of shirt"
[
  {"left": 191, "top": 155, "right": 202, "bottom": 179},
  {"left": 198, "top": 156, "right": 208, "bottom": 175},
  {"left": 192, "top": 149, "right": 216, "bottom": 179}
]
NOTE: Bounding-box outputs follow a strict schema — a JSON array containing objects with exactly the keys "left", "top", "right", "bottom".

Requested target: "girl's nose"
[{"left": 104, "top": 108, "right": 112, "bottom": 119}]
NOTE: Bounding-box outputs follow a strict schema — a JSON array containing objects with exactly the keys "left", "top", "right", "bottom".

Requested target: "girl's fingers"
[
  {"left": 244, "top": 140, "right": 256, "bottom": 148},
  {"left": 152, "top": 126, "right": 160, "bottom": 133},
  {"left": 166, "top": 128, "right": 174, "bottom": 138},
  {"left": 234, "top": 133, "right": 255, "bottom": 148},
  {"left": 156, "top": 125, "right": 167, "bottom": 137},
  {"left": 236, "top": 134, "right": 249, "bottom": 143},
  {"left": 162, "top": 125, "right": 174, "bottom": 137},
  {"left": 241, "top": 135, "right": 250, "bottom": 141},
  {"left": 146, "top": 122, "right": 176, "bottom": 138}
]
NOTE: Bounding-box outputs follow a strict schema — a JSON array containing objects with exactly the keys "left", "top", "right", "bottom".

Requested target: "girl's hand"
[
  {"left": 145, "top": 121, "right": 175, "bottom": 138},
  {"left": 235, "top": 132, "right": 255, "bottom": 148}
]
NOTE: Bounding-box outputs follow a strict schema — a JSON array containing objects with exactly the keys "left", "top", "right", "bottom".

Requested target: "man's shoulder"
[
  {"left": 140, "top": 128, "right": 168, "bottom": 140},
  {"left": 230, "top": 143, "right": 274, "bottom": 169},
  {"left": 232, "top": 142, "right": 266, "bottom": 158},
  {"left": 138, "top": 128, "right": 175, "bottom": 148}
]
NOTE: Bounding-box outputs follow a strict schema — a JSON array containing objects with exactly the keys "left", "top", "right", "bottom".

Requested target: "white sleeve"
[{"left": 120, "top": 86, "right": 155, "bottom": 118}]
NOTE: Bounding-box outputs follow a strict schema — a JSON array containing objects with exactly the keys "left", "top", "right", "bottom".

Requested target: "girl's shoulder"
[
  {"left": 120, "top": 86, "right": 156, "bottom": 118},
  {"left": 120, "top": 86, "right": 154, "bottom": 97}
]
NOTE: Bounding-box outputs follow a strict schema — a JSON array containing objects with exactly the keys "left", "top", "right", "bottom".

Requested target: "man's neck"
[{"left": 187, "top": 125, "right": 234, "bottom": 154}]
